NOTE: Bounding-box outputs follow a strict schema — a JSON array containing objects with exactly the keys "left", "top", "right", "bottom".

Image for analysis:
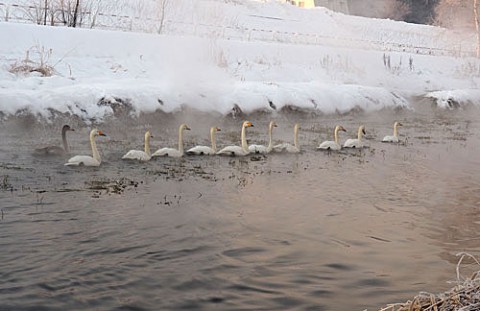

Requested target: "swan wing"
[
  {"left": 273, "top": 143, "right": 287, "bottom": 152},
  {"left": 285, "top": 144, "right": 300, "bottom": 153},
  {"left": 122, "top": 150, "right": 151, "bottom": 161},
  {"left": 34, "top": 146, "right": 65, "bottom": 156},
  {"left": 248, "top": 144, "right": 268, "bottom": 154},
  {"left": 186, "top": 146, "right": 214, "bottom": 155},
  {"left": 65, "top": 155, "right": 100, "bottom": 166},
  {"left": 343, "top": 139, "right": 363, "bottom": 148},
  {"left": 318, "top": 141, "right": 341, "bottom": 150},
  {"left": 382, "top": 135, "right": 399, "bottom": 143},
  {"left": 217, "top": 145, "right": 247, "bottom": 156},
  {"left": 152, "top": 148, "right": 182, "bottom": 158}
]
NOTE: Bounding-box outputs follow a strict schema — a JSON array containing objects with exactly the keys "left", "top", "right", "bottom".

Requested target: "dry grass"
[
  {"left": 379, "top": 253, "right": 480, "bottom": 311},
  {"left": 9, "top": 45, "right": 56, "bottom": 77}
]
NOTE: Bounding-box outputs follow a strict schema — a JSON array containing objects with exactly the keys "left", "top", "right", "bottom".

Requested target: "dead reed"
[{"left": 379, "top": 253, "right": 480, "bottom": 311}]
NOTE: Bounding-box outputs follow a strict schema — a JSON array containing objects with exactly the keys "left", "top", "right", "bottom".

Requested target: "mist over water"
[{"left": 1, "top": 102, "right": 480, "bottom": 310}]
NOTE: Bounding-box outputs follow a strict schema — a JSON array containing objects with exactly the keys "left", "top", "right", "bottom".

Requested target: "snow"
[{"left": 0, "top": 0, "right": 479, "bottom": 122}]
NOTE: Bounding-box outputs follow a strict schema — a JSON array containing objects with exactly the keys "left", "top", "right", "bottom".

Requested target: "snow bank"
[
  {"left": 425, "top": 90, "right": 480, "bottom": 109},
  {"left": 0, "top": 0, "right": 479, "bottom": 121}
]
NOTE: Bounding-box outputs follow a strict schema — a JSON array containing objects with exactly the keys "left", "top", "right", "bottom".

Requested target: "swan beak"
[
  {"left": 273, "top": 123, "right": 278, "bottom": 127},
  {"left": 398, "top": 123, "right": 403, "bottom": 127},
  {"left": 247, "top": 122, "right": 254, "bottom": 127},
  {"left": 98, "top": 131, "right": 106, "bottom": 136},
  {"left": 70, "top": 128, "right": 75, "bottom": 131},
  {"left": 185, "top": 126, "right": 191, "bottom": 131},
  {"left": 216, "top": 128, "right": 221, "bottom": 132},
  {"left": 362, "top": 129, "right": 366, "bottom": 135},
  {"left": 341, "top": 127, "right": 346, "bottom": 132}
]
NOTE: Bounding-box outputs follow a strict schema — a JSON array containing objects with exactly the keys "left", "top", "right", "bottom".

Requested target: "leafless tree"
[
  {"left": 72, "top": 0, "right": 80, "bottom": 27},
  {"left": 156, "top": 0, "right": 170, "bottom": 34}
]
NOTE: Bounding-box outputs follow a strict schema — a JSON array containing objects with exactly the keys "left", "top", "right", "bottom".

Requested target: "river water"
[{"left": 1, "top": 105, "right": 480, "bottom": 311}]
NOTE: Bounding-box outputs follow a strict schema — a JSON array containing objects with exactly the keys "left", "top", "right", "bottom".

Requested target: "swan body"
[
  {"left": 344, "top": 125, "right": 366, "bottom": 148},
  {"left": 217, "top": 121, "right": 254, "bottom": 156},
  {"left": 65, "top": 129, "right": 106, "bottom": 166},
  {"left": 317, "top": 125, "right": 346, "bottom": 151},
  {"left": 273, "top": 123, "right": 301, "bottom": 153},
  {"left": 382, "top": 122, "right": 403, "bottom": 143},
  {"left": 152, "top": 124, "right": 190, "bottom": 158},
  {"left": 122, "top": 131, "right": 153, "bottom": 161},
  {"left": 248, "top": 121, "right": 277, "bottom": 154},
  {"left": 187, "top": 127, "right": 221, "bottom": 155},
  {"left": 34, "top": 125, "right": 74, "bottom": 156}
]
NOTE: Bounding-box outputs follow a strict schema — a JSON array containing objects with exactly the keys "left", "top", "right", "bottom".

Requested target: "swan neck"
[
  {"left": 241, "top": 125, "right": 248, "bottom": 153},
  {"left": 334, "top": 127, "right": 339, "bottom": 144},
  {"left": 393, "top": 124, "right": 398, "bottom": 137},
  {"left": 357, "top": 128, "right": 363, "bottom": 141},
  {"left": 294, "top": 126, "right": 299, "bottom": 149},
  {"left": 145, "top": 134, "right": 151, "bottom": 156},
  {"left": 178, "top": 127, "right": 184, "bottom": 154},
  {"left": 90, "top": 131, "right": 101, "bottom": 162},
  {"left": 62, "top": 128, "right": 69, "bottom": 153},
  {"left": 210, "top": 128, "right": 217, "bottom": 152},
  {"left": 267, "top": 124, "right": 274, "bottom": 150}
]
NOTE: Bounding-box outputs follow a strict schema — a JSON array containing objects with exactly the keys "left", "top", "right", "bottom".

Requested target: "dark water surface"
[{"left": 1, "top": 107, "right": 480, "bottom": 311}]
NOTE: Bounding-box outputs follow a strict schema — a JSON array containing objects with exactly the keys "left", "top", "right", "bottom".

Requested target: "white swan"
[
  {"left": 34, "top": 124, "right": 75, "bottom": 156},
  {"left": 186, "top": 127, "right": 221, "bottom": 155},
  {"left": 343, "top": 125, "right": 366, "bottom": 148},
  {"left": 273, "top": 123, "right": 301, "bottom": 153},
  {"left": 248, "top": 121, "right": 277, "bottom": 154},
  {"left": 65, "top": 129, "right": 106, "bottom": 166},
  {"left": 217, "top": 121, "right": 254, "bottom": 156},
  {"left": 151, "top": 124, "right": 191, "bottom": 158},
  {"left": 122, "top": 130, "right": 153, "bottom": 161},
  {"left": 317, "top": 125, "right": 346, "bottom": 151},
  {"left": 382, "top": 121, "right": 403, "bottom": 143}
]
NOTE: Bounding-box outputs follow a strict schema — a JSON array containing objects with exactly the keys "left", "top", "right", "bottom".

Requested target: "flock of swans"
[{"left": 33, "top": 121, "right": 404, "bottom": 167}]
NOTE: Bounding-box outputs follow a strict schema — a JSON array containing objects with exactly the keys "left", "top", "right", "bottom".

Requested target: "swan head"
[
  {"left": 294, "top": 123, "right": 301, "bottom": 130},
  {"left": 335, "top": 125, "right": 347, "bottom": 133},
  {"left": 360, "top": 125, "right": 366, "bottom": 135},
  {"left": 180, "top": 124, "right": 191, "bottom": 131},
  {"left": 269, "top": 121, "right": 278, "bottom": 129},
  {"left": 394, "top": 122, "right": 403, "bottom": 128},
  {"left": 62, "top": 125, "right": 75, "bottom": 132},
  {"left": 91, "top": 129, "right": 106, "bottom": 137},
  {"left": 242, "top": 121, "right": 254, "bottom": 128},
  {"left": 145, "top": 130, "right": 153, "bottom": 139}
]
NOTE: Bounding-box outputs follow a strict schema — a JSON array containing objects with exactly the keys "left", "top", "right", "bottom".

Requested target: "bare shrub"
[{"left": 9, "top": 45, "right": 56, "bottom": 77}]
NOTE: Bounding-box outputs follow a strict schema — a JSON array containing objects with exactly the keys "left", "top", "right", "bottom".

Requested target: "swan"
[
  {"left": 248, "top": 121, "right": 277, "bottom": 154},
  {"left": 186, "top": 127, "right": 221, "bottom": 155},
  {"left": 317, "top": 125, "right": 346, "bottom": 151},
  {"left": 273, "top": 123, "right": 301, "bottom": 153},
  {"left": 343, "top": 125, "right": 366, "bottom": 148},
  {"left": 217, "top": 121, "right": 254, "bottom": 156},
  {"left": 34, "top": 125, "right": 75, "bottom": 156},
  {"left": 382, "top": 122, "right": 403, "bottom": 143},
  {"left": 151, "top": 124, "right": 191, "bottom": 158},
  {"left": 65, "top": 129, "right": 106, "bottom": 166},
  {"left": 122, "top": 130, "right": 153, "bottom": 161}
]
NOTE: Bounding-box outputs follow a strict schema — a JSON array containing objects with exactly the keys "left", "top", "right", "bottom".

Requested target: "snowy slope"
[{"left": 0, "top": 0, "right": 479, "bottom": 121}]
